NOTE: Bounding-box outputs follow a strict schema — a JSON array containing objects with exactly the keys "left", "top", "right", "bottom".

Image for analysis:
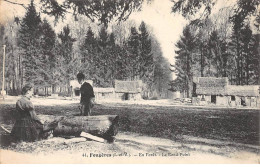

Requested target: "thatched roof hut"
[
  {"left": 70, "top": 80, "right": 93, "bottom": 88},
  {"left": 227, "top": 85, "right": 260, "bottom": 97},
  {"left": 196, "top": 77, "right": 228, "bottom": 95},
  {"left": 195, "top": 77, "right": 260, "bottom": 97},
  {"left": 94, "top": 87, "right": 114, "bottom": 93},
  {"left": 114, "top": 80, "right": 142, "bottom": 93}
]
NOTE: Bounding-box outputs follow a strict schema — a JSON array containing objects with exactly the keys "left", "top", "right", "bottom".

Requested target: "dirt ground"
[{"left": 0, "top": 96, "right": 259, "bottom": 164}]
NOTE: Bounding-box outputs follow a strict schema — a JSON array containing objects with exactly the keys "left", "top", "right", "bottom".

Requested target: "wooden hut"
[
  {"left": 226, "top": 85, "right": 260, "bottom": 107},
  {"left": 114, "top": 80, "right": 142, "bottom": 100},
  {"left": 193, "top": 77, "right": 260, "bottom": 107},
  {"left": 195, "top": 77, "right": 229, "bottom": 106},
  {"left": 94, "top": 87, "right": 115, "bottom": 101},
  {"left": 35, "top": 86, "right": 52, "bottom": 96},
  {"left": 69, "top": 80, "right": 93, "bottom": 98}
]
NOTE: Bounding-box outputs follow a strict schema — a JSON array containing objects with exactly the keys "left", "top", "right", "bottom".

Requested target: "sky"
[
  {"left": 1, "top": 0, "right": 187, "bottom": 79},
  {"left": 130, "top": 0, "right": 188, "bottom": 79},
  {"left": 0, "top": 0, "right": 237, "bottom": 80}
]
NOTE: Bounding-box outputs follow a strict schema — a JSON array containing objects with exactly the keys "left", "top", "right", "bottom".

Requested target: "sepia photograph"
[{"left": 0, "top": 0, "right": 259, "bottom": 164}]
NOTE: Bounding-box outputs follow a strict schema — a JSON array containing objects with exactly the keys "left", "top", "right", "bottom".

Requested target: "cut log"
[
  {"left": 80, "top": 132, "right": 106, "bottom": 143},
  {"left": 63, "top": 137, "right": 87, "bottom": 145},
  {"left": 0, "top": 125, "right": 11, "bottom": 134},
  {"left": 38, "top": 115, "right": 119, "bottom": 140}
]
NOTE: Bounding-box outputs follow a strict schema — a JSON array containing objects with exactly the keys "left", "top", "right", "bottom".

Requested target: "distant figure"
[
  {"left": 77, "top": 73, "right": 95, "bottom": 116},
  {"left": 11, "top": 84, "right": 59, "bottom": 142}
]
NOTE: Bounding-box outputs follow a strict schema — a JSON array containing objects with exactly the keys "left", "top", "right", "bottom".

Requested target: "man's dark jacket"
[{"left": 80, "top": 82, "right": 95, "bottom": 104}]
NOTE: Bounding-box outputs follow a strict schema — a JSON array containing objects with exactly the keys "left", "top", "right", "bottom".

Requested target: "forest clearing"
[
  {"left": 0, "top": 97, "right": 259, "bottom": 163},
  {"left": 0, "top": 0, "right": 259, "bottom": 164}
]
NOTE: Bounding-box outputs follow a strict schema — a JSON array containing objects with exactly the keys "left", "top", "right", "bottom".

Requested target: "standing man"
[{"left": 77, "top": 72, "right": 95, "bottom": 116}]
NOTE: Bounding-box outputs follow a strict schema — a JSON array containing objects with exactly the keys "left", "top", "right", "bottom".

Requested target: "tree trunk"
[
  {"left": 240, "top": 57, "right": 243, "bottom": 85},
  {"left": 18, "top": 54, "right": 21, "bottom": 92},
  {"left": 186, "top": 76, "right": 189, "bottom": 98},
  {"left": 236, "top": 36, "right": 241, "bottom": 85},
  {"left": 236, "top": 57, "right": 240, "bottom": 85},
  {"left": 21, "top": 56, "right": 24, "bottom": 90},
  {"left": 200, "top": 44, "right": 204, "bottom": 77},
  {"left": 246, "top": 53, "right": 249, "bottom": 85},
  {"left": 38, "top": 115, "right": 119, "bottom": 139}
]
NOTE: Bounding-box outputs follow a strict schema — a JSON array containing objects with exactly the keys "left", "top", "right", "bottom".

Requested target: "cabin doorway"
[
  {"left": 124, "top": 93, "right": 129, "bottom": 100},
  {"left": 241, "top": 97, "right": 246, "bottom": 106},
  {"left": 74, "top": 89, "right": 80, "bottom": 96},
  {"left": 211, "top": 95, "right": 216, "bottom": 104}
]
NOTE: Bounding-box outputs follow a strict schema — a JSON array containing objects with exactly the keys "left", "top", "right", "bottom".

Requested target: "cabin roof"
[
  {"left": 226, "top": 85, "right": 260, "bottom": 97},
  {"left": 94, "top": 87, "right": 114, "bottom": 93},
  {"left": 196, "top": 77, "right": 228, "bottom": 95},
  {"left": 114, "top": 80, "right": 142, "bottom": 93},
  {"left": 195, "top": 77, "right": 260, "bottom": 96}
]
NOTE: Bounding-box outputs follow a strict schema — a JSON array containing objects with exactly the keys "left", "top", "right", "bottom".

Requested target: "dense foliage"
[
  {"left": 170, "top": 1, "right": 260, "bottom": 97},
  {"left": 0, "top": 1, "right": 171, "bottom": 98}
]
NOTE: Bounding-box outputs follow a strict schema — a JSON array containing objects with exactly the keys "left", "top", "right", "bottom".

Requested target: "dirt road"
[{"left": 1, "top": 132, "right": 259, "bottom": 163}]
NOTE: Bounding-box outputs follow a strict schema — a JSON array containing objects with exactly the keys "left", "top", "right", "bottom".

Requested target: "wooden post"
[{"left": 2, "top": 45, "right": 6, "bottom": 99}]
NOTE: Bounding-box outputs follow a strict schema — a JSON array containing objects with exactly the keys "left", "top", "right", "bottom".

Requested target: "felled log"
[
  {"left": 63, "top": 137, "right": 87, "bottom": 145},
  {"left": 38, "top": 115, "right": 119, "bottom": 140},
  {"left": 0, "top": 125, "right": 11, "bottom": 134},
  {"left": 80, "top": 132, "right": 106, "bottom": 143}
]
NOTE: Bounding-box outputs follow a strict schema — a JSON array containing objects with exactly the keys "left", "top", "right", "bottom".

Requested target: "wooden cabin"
[
  {"left": 193, "top": 77, "right": 260, "bottom": 108},
  {"left": 94, "top": 87, "right": 115, "bottom": 101},
  {"left": 226, "top": 85, "right": 260, "bottom": 107},
  {"left": 69, "top": 79, "right": 143, "bottom": 101},
  {"left": 69, "top": 80, "right": 93, "bottom": 98},
  {"left": 194, "top": 77, "right": 229, "bottom": 106},
  {"left": 114, "top": 80, "right": 142, "bottom": 100}
]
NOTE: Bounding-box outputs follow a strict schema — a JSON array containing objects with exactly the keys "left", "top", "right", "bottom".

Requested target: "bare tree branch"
[{"left": 3, "top": 0, "right": 28, "bottom": 9}]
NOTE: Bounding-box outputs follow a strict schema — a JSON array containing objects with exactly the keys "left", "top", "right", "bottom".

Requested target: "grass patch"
[{"left": 0, "top": 103, "right": 259, "bottom": 146}]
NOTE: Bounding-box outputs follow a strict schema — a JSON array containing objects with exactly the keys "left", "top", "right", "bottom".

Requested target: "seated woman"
[{"left": 11, "top": 84, "right": 59, "bottom": 142}]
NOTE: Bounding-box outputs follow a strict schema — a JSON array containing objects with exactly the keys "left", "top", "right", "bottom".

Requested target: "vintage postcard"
[{"left": 0, "top": 0, "right": 259, "bottom": 164}]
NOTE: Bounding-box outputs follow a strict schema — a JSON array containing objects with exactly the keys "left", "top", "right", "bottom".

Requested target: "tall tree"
[
  {"left": 41, "top": 19, "right": 56, "bottom": 66},
  {"left": 58, "top": 25, "right": 76, "bottom": 64},
  {"left": 249, "top": 34, "right": 260, "bottom": 84},
  {"left": 18, "top": 0, "right": 43, "bottom": 86},
  {"left": 239, "top": 24, "right": 260, "bottom": 85},
  {"left": 58, "top": 25, "right": 76, "bottom": 87},
  {"left": 208, "top": 30, "right": 227, "bottom": 77},
  {"left": 152, "top": 36, "right": 172, "bottom": 99},
  {"left": 127, "top": 27, "right": 140, "bottom": 80},
  {"left": 41, "top": 18, "right": 57, "bottom": 90},
  {"left": 240, "top": 24, "right": 253, "bottom": 85},
  {"left": 172, "top": 25, "right": 196, "bottom": 97},
  {"left": 229, "top": 15, "right": 244, "bottom": 85},
  {"left": 81, "top": 26, "right": 96, "bottom": 63},
  {"left": 106, "top": 33, "right": 118, "bottom": 86},
  {"left": 96, "top": 26, "right": 110, "bottom": 87},
  {"left": 0, "top": 21, "right": 22, "bottom": 95},
  {"left": 139, "top": 21, "right": 153, "bottom": 82}
]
